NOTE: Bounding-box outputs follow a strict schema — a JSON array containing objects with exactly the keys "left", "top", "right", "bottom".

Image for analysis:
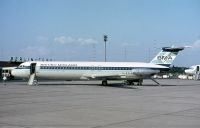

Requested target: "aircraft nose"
[
  {"left": 11, "top": 68, "right": 29, "bottom": 78},
  {"left": 11, "top": 69, "right": 23, "bottom": 78},
  {"left": 11, "top": 69, "right": 17, "bottom": 77}
]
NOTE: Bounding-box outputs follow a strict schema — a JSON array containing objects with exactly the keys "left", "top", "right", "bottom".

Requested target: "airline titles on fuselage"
[{"left": 41, "top": 63, "right": 78, "bottom": 67}]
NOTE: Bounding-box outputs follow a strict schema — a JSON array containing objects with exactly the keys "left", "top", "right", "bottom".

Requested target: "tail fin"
[{"left": 150, "top": 47, "right": 184, "bottom": 67}]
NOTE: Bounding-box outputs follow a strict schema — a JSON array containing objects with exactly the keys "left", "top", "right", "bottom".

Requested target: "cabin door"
[
  {"left": 30, "top": 63, "right": 36, "bottom": 75},
  {"left": 197, "top": 66, "right": 199, "bottom": 72}
]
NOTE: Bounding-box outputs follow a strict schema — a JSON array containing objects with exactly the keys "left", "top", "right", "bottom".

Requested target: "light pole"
[{"left": 104, "top": 35, "right": 108, "bottom": 62}]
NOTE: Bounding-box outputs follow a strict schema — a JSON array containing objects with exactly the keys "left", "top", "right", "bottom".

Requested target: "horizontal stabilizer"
[{"left": 162, "top": 47, "right": 184, "bottom": 52}]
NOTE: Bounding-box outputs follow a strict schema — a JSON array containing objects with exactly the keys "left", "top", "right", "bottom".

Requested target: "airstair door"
[
  {"left": 28, "top": 63, "right": 37, "bottom": 85},
  {"left": 30, "top": 63, "right": 36, "bottom": 74},
  {"left": 195, "top": 66, "right": 200, "bottom": 80},
  {"left": 197, "top": 66, "right": 199, "bottom": 72},
  {"left": 196, "top": 66, "right": 200, "bottom": 80}
]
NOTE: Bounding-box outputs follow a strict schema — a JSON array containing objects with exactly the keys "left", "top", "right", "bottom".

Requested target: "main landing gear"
[
  {"left": 102, "top": 80, "right": 108, "bottom": 86},
  {"left": 126, "top": 79, "right": 143, "bottom": 86},
  {"left": 101, "top": 79, "right": 144, "bottom": 86}
]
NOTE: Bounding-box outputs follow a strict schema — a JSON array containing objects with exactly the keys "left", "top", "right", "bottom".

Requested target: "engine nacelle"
[{"left": 131, "top": 68, "right": 160, "bottom": 75}]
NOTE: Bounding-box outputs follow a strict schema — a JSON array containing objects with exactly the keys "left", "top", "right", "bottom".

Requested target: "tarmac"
[{"left": 0, "top": 79, "right": 200, "bottom": 128}]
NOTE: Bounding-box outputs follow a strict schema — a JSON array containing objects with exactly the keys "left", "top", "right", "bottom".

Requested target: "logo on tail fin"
[
  {"left": 157, "top": 53, "right": 173, "bottom": 62},
  {"left": 150, "top": 47, "right": 184, "bottom": 67}
]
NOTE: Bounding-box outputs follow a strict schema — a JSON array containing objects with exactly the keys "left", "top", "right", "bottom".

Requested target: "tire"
[
  {"left": 126, "top": 80, "right": 133, "bottom": 85},
  {"left": 102, "top": 80, "right": 108, "bottom": 86}
]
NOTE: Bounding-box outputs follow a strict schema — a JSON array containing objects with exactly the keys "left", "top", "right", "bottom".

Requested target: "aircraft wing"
[{"left": 81, "top": 73, "right": 125, "bottom": 80}]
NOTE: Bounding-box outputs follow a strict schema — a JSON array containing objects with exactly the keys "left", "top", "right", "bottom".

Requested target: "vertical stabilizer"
[{"left": 150, "top": 47, "right": 184, "bottom": 67}]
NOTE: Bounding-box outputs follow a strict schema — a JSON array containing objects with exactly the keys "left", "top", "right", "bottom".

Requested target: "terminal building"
[{"left": 0, "top": 61, "right": 22, "bottom": 80}]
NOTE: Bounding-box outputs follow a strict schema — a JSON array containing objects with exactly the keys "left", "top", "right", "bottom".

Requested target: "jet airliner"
[
  {"left": 185, "top": 65, "right": 200, "bottom": 80},
  {"left": 11, "top": 47, "right": 184, "bottom": 85}
]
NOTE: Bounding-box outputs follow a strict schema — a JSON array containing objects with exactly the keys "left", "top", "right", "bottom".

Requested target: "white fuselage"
[{"left": 11, "top": 61, "right": 169, "bottom": 81}]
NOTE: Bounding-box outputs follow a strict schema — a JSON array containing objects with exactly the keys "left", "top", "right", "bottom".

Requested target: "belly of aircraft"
[{"left": 35, "top": 70, "right": 148, "bottom": 80}]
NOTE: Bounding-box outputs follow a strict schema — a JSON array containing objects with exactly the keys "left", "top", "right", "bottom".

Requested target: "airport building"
[{"left": 0, "top": 61, "right": 22, "bottom": 80}]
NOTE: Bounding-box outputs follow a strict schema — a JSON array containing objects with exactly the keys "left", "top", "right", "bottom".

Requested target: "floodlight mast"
[{"left": 104, "top": 35, "right": 108, "bottom": 62}]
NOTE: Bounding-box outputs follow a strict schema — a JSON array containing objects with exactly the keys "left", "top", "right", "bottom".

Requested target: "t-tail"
[{"left": 150, "top": 47, "right": 184, "bottom": 67}]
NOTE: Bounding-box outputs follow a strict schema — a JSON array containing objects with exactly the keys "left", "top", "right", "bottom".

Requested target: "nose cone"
[
  {"left": 11, "top": 69, "right": 30, "bottom": 78},
  {"left": 11, "top": 69, "right": 25, "bottom": 78},
  {"left": 11, "top": 69, "right": 19, "bottom": 77}
]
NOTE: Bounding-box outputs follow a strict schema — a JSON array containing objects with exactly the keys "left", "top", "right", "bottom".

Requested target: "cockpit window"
[
  {"left": 19, "top": 65, "right": 24, "bottom": 67},
  {"left": 17, "top": 64, "right": 30, "bottom": 69}
]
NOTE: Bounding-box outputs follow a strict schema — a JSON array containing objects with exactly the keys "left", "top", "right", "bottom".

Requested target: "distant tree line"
[
  {"left": 167, "top": 66, "right": 187, "bottom": 74},
  {"left": 154, "top": 66, "right": 187, "bottom": 79}
]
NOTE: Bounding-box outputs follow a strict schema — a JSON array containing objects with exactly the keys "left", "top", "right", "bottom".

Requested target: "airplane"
[
  {"left": 185, "top": 65, "right": 200, "bottom": 80},
  {"left": 11, "top": 46, "right": 184, "bottom": 86}
]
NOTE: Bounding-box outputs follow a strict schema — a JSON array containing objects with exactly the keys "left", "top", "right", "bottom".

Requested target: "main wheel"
[
  {"left": 126, "top": 80, "right": 134, "bottom": 85},
  {"left": 102, "top": 80, "right": 108, "bottom": 86}
]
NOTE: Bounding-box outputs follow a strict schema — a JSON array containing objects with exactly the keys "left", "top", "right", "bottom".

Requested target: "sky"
[{"left": 0, "top": 0, "right": 200, "bottom": 67}]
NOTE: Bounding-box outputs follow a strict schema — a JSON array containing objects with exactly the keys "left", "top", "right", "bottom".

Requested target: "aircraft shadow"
[
  {"left": 140, "top": 84, "right": 177, "bottom": 86},
  {"left": 36, "top": 82, "right": 138, "bottom": 89},
  {"left": 101, "top": 83, "right": 138, "bottom": 89},
  {"left": 4, "top": 80, "right": 200, "bottom": 87}
]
